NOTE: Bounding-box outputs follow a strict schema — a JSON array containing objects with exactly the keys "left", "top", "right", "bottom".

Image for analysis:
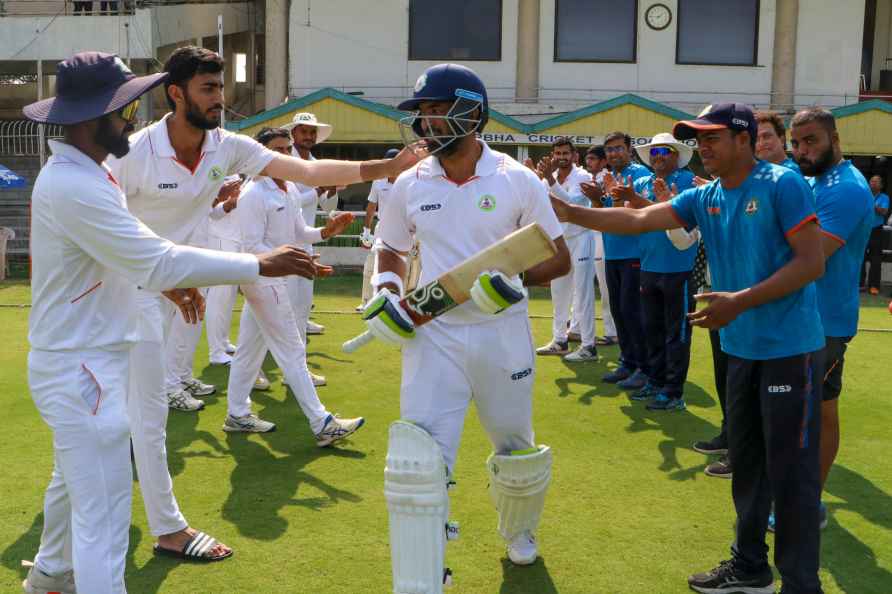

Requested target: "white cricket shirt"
[
  {"left": 548, "top": 165, "right": 593, "bottom": 238},
  {"left": 108, "top": 114, "right": 276, "bottom": 247},
  {"left": 29, "top": 140, "right": 260, "bottom": 351},
  {"left": 377, "top": 141, "right": 563, "bottom": 325}
]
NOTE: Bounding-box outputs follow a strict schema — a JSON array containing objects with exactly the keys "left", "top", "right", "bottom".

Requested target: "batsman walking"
[{"left": 364, "top": 63, "right": 570, "bottom": 593}]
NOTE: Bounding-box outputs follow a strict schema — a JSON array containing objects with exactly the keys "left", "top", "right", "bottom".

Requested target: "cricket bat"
[{"left": 342, "top": 223, "right": 557, "bottom": 353}]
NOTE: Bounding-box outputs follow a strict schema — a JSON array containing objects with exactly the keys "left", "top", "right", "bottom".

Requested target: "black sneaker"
[
  {"left": 704, "top": 455, "right": 732, "bottom": 479},
  {"left": 688, "top": 559, "right": 774, "bottom": 593},
  {"left": 693, "top": 435, "right": 728, "bottom": 456},
  {"left": 602, "top": 365, "right": 633, "bottom": 384}
]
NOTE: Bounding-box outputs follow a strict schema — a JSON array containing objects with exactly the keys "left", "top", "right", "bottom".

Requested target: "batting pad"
[
  {"left": 385, "top": 421, "right": 450, "bottom": 594},
  {"left": 487, "top": 446, "right": 553, "bottom": 542}
]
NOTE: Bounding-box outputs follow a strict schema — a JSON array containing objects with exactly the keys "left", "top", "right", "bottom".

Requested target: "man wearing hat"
[
  {"left": 107, "top": 46, "right": 418, "bottom": 565},
  {"left": 358, "top": 147, "right": 401, "bottom": 310},
  {"left": 284, "top": 112, "right": 336, "bottom": 383},
  {"left": 550, "top": 103, "right": 826, "bottom": 594},
  {"left": 21, "top": 51, "right": 330, "bottom": 594},
  {"left": 610, "top": 133, "right": 698, "bottom": 411}
]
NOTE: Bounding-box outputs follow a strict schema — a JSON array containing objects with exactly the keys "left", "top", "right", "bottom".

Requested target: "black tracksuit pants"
[
  {"left": 639, "top": 270, "right": 695, "bottom": 397},
  {"left": 605, "top": 258, "right": 645, "bottom": 371}
]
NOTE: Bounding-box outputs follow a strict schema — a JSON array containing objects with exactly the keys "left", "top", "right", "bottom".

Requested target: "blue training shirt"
[
  {"left": 872, "top": 192, "right": 890, "bottom": 228},
  {"left": 811, "top": 161, "right": 874, "bottom": 338},
  {"left": 781, "top": 157, "right": 801, "bottom": 174},
  {"left": 670, "top": 160, "right": 825, "bottom": 360},
  {"left": 603, "top": 162, "right": 651, "bottom": 260},
  {"left": 634, "top": 168, "right": 697, "bottom": 273}
]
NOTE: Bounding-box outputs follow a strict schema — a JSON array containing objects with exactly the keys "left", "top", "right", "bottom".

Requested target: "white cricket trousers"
[
  {"left": 226, "top": 281, "right": 329, "bottom": 433},
  {"left": 360, "top": 247, "right": 376, "bottom": 305},
  {"left": 286, "top": 275, "right": 314, "bottom": 345},
  {"left": 400, "top": 313, "right": 536, "bottom": 472},
  {"left": 129, "top": 292, "right": 188, "bottom": 537},
  {"left": 551, "top": 232, "right": 595, "bottom": 346},
  {"left": 206, "top": 237, "right": 241, "bottom": 363},
  {"left": 29, "top": 347, "right": 132, "bottom": 594},
  {"left": 163, "top": 287, "right": 207, "bottom": 392},
  {"left": 593, "top": 232, "right": 616, "bottom": 338}
]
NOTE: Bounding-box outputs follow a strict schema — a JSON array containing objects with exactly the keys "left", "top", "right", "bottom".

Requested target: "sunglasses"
[
  {"left": 605, "top": 145, "right": 626, "bottom": 154},
  {"left": 649, "top": 146, "right": 677, "bottom": 157},
  {"left": 119, "top": 99, "right": 140, "bottom": 123}
]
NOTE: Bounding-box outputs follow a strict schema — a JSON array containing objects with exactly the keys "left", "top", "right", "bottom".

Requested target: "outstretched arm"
[
  {"left": 551, "top": 197, "right": 683, "bottom": 235},
  {"left": 262, "top": 145, "right": 424, "bottom": 187}
]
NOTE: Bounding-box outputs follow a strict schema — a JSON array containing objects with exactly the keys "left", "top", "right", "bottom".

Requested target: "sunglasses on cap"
[
  {"left": 649, "top": 146, "right": 677, "bottom": 157},
  {"left": 119, "top": 99, "right": 140, "bottom": 123}
]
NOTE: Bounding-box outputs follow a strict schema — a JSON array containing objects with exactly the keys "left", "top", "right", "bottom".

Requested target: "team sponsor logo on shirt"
[
  {"left": 707, "top": 206, "right": 721, "bottom": 215},
  {"left": 209, "top": 166, "right": 224, "bottom": 182},
  {"left": 158, "top": 182, "right": 178, "bottom": 189},
  {"left": 420, "top": 203, "right": 442, "bottom": 212},
  {"left": 768, "top": 384, "right": 792, "bottom": 393},
  {"left": 745, "top": 198, "right": 759, "bottom": 215},
  {"left": 477, "top": 194, "right": 496, "bottom": 211}
]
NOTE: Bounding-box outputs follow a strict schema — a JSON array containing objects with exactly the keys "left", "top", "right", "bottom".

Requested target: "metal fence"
[
  {"left": 0, "top": 120, "right": 63, "bottom": 157},
  {"left": 0, "top": 1, "right": 135, "bottom": 17}
]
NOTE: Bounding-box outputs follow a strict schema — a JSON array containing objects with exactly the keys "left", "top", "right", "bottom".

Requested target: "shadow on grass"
[
  {"left": 0, "top": 512, "right": 41, "bottom": 582},
  {"left": 552, "top": 345, "right": 620, "bottom": 404},
  {"left": 220, "top": 383, "right": 366, "bottom": 541},
  {"left": 821, "top": 464, "right": 892, "bottom": 593},
  {"left": 620, "top": 382, "right": 719, "bottom": 480},
  {"left": 499, "top": 556, "right": 559, "bottom": 594}
]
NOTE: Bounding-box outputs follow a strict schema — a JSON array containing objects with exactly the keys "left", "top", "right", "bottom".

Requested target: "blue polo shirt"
[
  {"left": 872, "top": 192, "right": 890, "bottom": 228},
  {"left": 811, "top": 161, "right": 874, "bottom": 338},
  {"left": 603, "top": 161, "right": 651, "bottom": 260},
  {"left": 670, "top": 160, "right": 825, "bottom": 360},
  {"left": 781, "top": 157, "right": 801, "bottom": 174},
  {"left": 634, "top": 168, "right": 697, "bottom": 273}
]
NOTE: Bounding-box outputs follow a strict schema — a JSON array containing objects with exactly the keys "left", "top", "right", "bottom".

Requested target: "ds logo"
[
  {"left": 158, "top": 183, "right": 178, "bottom": 189},
  {"left": 420, "top": 203, "right": 442, "bottom": 212},
  {"left": 768, "top": 385, "right": 792, "bottom": 393},
  {"left": 511, "top": 368, "right": 532, "bottom": 381}
]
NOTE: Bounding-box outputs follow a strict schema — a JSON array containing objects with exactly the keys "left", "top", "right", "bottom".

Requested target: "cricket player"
[
  {"left": 533, "top": 138, "right": 598, "bottom": 362},
  {"left": 358, "top": 147, "right": 400, "bottom": 310},
  {"left": 205, "top": 176, "right": 243, "bottom": 365},
  {"left": 287, "top": 112, "right": 336, "bottom": 338},
  {"left": 21, "top": 52, "right": 326, "bottom": 594},
  {"left": 224, "top": 126, "right": 364, "bottom": 442},
  {"left": 790, "top": 107, "right": 874, "bottom": 529},
  {"left": 551, "top": 103, "right": 826, "bottom": 594},
  {"left": 107, "top": 46, "right": 419, "bottom": 563},
  {"left": 366, "top": 63, "right": 570, "bottom": 592}
]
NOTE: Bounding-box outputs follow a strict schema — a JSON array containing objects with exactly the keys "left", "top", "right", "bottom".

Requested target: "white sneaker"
[
  {"left": 507, "top": 531, "right": 538, "bottom": 565},
  {"left": 22, "top": 561, "right": 77, "bottom": 594},
  {"left": 306, "top": 320, "right": 325, "bottom": 335},
  {"left": 253, "top": 370, "right": 271, "bottom": 391},
  {"left": 167, "top": 389, "right": 205, "bottom": 412},
  {"left": 315, "top": 414, "right": 364, "bottom": 447},
  {"left": 223, "top": 413, "right": 276, "bottom": 433},
  {"left": 563, "top": 345, "right": 598, "bottom": 362},
  {"left": 182, "top": 377, "right": 215, "bottom": 397},
  {"left": 311, "top": 372, "right": 327, "bottom": 387},
  {"left": 225, "top": 342, "right": 237, "bottom": 355},
  {"left": 355, "top": 303, "right": 365, "bottom": 312}
]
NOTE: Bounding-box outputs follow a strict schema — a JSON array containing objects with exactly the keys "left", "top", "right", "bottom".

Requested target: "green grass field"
[{"left": 1, "top": 277, "right": 891, "bottom": 594}]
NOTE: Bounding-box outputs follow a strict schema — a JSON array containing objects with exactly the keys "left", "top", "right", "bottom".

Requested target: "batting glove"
[
  {"left": 360, "top": 226, "right": 374, "bottom": 249},
  {"left": 470, "top": 270, "right": 527, "bottom": 315},
  {"left": 362, "top": 288, "right": 415, "bottom": 346}
]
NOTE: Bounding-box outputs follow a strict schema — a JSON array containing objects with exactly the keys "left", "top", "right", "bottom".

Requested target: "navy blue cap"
[
  {"left": 398, "top": 63, "right": 488, "bottom": 113},
  {"left": 673, "top": 103, "right": 757, "bottom": 141},
  {"left": 384, "top": 148, "right": 400, "bottom": 159},
  {"left": 23, "top": 52, "right": 167, "bottom": 125}
]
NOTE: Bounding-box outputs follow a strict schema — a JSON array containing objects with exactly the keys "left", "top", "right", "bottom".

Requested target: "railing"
[
  {"left": 0, "top": 120, "right": 63, "bottom": 157},
  {"left": 0, "top": 1, "right": 135, "bottom": 17}
]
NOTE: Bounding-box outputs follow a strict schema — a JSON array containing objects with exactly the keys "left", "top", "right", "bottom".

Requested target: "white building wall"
[
  {"left": 794, "top": 0, "right": 866, "bottom": 107},
  {"left": 537, "top": 0, "right": 775, "bottom": 111},
  {"left": 287, "top": 0, "right": 518, "bottom": 102}
]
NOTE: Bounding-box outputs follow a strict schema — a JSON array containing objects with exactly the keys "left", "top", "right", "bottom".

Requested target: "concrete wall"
[
  {"left": 794, "top": 0, "right": 866, "bottom": 106},
  {"left": 287, "top": 0, "right": 519, "bottom": 101}
]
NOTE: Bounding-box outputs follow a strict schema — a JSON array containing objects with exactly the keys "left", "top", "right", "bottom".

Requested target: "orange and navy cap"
[{"left": 673, "top": 103, "right": 757, "bottom": 141}]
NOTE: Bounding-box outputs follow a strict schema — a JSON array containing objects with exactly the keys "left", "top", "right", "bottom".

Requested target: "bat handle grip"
[{"left": 341, "top": 330, "right": 375, "bottom": 353}]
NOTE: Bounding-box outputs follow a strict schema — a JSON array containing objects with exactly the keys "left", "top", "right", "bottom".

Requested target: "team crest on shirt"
[
  {"left": 209, "top": 166, "right": 224, "bottom": 182},
  {"left": 745, "top": 198, "right": 759, "bottom": 215},
  {"left": 477, "top": 194, "right": 496, "bottom": 212}
]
